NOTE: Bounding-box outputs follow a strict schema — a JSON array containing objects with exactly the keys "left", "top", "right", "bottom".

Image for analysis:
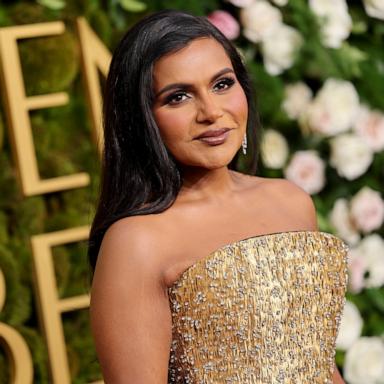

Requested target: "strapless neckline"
[
  {"left": 167, "top": 229, "right": 349, "bottom": 383},
  {"left": 169, "top": 230, "right": 345, "bottom": 288}
]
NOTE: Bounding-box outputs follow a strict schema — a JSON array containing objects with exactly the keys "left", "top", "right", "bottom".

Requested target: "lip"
[
  {"left": 194, "top": 128, "right": 231, "bottom": 139},
  {"left": 195, "top": 128, "right": 231, "bottom": 145}
]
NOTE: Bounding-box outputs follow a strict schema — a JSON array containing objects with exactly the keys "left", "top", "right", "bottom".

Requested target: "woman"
[{"left": 89, "top": 10, "right": 348, "bottom": 383}]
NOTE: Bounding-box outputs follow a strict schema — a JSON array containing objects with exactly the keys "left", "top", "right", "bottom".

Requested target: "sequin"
[{"left": 167, "top": 231, "right": 348, "bottom": 383}]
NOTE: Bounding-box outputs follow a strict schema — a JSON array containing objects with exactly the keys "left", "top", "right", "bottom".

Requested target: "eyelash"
[
  {"left": 164, "top": 76, "right": 236, "bottom": 106},
  {"left": 214, "top": 76, "right": 236, "bottom": 91}
]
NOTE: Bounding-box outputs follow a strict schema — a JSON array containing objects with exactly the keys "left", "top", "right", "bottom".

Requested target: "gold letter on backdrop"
[
  {"left": 77, "top": 17, "right": 112, "bottom": 154},
  {"left": 30, "top": 226, "right": 102, "bottom": 384},
  {"left": 0, "top": 19, "right": 113, "bottom": 383},
  {"left": 0, "top": 22, "right": 90, "bottom": 196},
  {"left": 0, "top": 268, "right": 34, "bottom": 384}
]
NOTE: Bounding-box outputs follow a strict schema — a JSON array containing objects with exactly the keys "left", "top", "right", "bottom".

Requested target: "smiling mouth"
[{"left": 195, "top": 128, "right": 232, "bottom": 145}]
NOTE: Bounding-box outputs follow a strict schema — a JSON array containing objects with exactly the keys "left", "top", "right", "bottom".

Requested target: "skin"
[
  {"left": 90, "top": 37, "right": 345, "bottom": 383},
  {"left": 152, "top": 39, "right": 247, "bottom": 172}
]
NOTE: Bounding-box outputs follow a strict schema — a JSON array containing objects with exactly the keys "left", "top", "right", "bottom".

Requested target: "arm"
[
  {"left": 90, "top": 219, "right": 171, "bottom": 383},
  {"left": 277, "top": 181, "right": 345, "bottom": 383},
  {"left": 333, "top": 364, "right": 345, "bottom": 384},
  {"left": 289, "top": 186, "right": 346, "bottom": 384}
]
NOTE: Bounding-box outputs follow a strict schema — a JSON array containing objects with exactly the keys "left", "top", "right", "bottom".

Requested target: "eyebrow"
[{"left": 155, "top": 67, "right": 235, "bottom": 98}]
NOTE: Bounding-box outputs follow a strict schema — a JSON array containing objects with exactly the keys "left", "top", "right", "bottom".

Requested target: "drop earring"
[{"left": 242, "top": 134, "right": 247, "bottom": 155}]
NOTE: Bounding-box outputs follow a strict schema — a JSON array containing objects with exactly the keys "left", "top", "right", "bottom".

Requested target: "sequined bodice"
[{"left": 167, "top": 231, "right": 348, "bottom": 383}]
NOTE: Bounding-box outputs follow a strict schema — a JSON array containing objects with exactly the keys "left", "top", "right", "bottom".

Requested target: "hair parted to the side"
[{"left": 88, "top": 9, "right": 261, "bottom": 272}]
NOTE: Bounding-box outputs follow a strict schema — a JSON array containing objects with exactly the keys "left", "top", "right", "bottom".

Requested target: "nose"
[{"left": 196, "top": 93, "right": 224, "bottom": 123}]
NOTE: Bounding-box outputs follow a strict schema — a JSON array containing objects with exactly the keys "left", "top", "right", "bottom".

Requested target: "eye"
[
  {"left": 213, "top": 77, "right": 236, "bottom": 92},
  {"left": 164, "top": 92, "right": 190, "bottom": 106}
]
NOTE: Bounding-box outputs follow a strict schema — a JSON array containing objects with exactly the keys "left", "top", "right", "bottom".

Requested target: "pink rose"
[
  {"left": 207, "top": 11, "right": 240, "bottom": 40},
  {"left": 354, "top": 105, "right": 384, "bottom": 153},
  {"left": 348, "top": 248, "right": 366, "bottom": 293},
  {"left": 350, "top": 187, "right": 384, "bottom": 233},
  {"left": 284, "top": 150, "right": 326, "bottom": 194}
]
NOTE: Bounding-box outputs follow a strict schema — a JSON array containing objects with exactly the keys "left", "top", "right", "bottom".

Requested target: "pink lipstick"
[{"left": 195, "top": 128, "right": 231, "bottom": 145}]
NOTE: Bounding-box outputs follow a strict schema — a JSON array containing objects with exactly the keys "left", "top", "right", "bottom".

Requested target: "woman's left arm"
[
  {"left": 282, "top": 182, "right": 347, "bottom": 384},
  {"left": 333, "top": 364, "right": 345, "bottom": 384},
  {"left": 300, "top": 191, "right": 345, "bottom": 384}
]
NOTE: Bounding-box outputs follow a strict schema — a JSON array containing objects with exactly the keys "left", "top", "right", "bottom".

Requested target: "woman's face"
[{"left": 152, "top": 37, "right": 248, "bottom": 170}]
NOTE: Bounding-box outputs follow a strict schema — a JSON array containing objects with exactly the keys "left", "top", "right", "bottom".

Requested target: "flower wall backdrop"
[{"left": 0, "top": 0, "right": 383, "bottom": 382}]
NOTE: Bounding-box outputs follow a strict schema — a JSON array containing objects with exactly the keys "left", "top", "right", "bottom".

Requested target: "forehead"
[{"left": 152, "top": 38, "right": 233, "bottom": 87}]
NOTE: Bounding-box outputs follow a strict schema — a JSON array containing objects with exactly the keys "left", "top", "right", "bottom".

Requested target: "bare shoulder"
[
  {"left": 264, "top": 177, "right": 313, "bottom": 201},
  {"left": 95, "top": 214, "right": 167, "bottom": 280},
  {"left": 252, "top": 176, "right": 318, "bottom": 230},
  {"left": 233, "top": 172, "right": 316, "bottom": 209},
  {"left": 100, "top": 215, "right": 161, "bottom": 259}
]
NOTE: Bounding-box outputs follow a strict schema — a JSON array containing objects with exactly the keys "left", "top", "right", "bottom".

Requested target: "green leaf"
[
  {"left": 337, "top": 42, "right": 367, "bottom": 77},
  {"left": 351, "top": 20, "right": 368, "bottom": 34},
  {"left": 340, "top": 42, "right": 367, "bottom": 63},
  {"left": 118, "top": 0, "right": 147, "bottom": 12},
  {"left": 246, "top": 61, "right": 284, "bottom": 123},
  {"left": 335, "top": 350, "right": 345, "bottom": 368},
  {"left": 36, "top": 0, "right": 66, "bottom": 11},
  {"left": 366, "top": 288, "right": 384, "bottom": 312}
]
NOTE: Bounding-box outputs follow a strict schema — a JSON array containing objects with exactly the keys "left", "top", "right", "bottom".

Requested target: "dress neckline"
[{"left": 168, "top": 230, "right": 345, "bottom": 289}]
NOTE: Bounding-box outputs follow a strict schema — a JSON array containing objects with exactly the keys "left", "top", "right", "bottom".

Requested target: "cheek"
[
  {"left": 153, "top": 109, "right": 190, "bottom": 145},
  {"left": 226, "top": 87, "right": 248, "bottom": 124}
]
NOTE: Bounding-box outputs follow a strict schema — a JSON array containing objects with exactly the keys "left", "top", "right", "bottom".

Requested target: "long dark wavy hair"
[{"left": 88, "top": 9, "right": 261, "bottom": 271}]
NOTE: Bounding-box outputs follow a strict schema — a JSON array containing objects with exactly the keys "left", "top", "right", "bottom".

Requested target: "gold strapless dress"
[{"left": 167, "top": 231, "right": 349, "bottom": 384}]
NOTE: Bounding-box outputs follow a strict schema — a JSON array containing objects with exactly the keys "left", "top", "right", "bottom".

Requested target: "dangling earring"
[{"left": 242, "top": 134, "right": 247, "bottom": 155}]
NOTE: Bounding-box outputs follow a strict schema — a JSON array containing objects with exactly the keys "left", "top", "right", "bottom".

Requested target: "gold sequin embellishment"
[{"left": 167, "top": 231, "right": 349, "bottom": 383}]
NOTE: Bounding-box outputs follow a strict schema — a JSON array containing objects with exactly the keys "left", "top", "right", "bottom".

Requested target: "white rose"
[
  {"left": 282, "top": 82, "right": 313, "bottom": 120},
  {"left": 348, "top": 235, "right": 384, "bottom": 291},
  {"left": 350, "top": 187, "right": 384, "bottom": 233},
  {"left": 329, "top": 133, "right": 373, "bottom": 180},
  {"left": 261, "top": 24, "right": 303, "bottom": 75},
  {"left": 227, "top": 0, "right": 254, "bottom": 7},
  {"left": 336, "top": 301, "right": 363, "bottom": 350},
  {"left": 344, "top": 337, "right": 384, "bottom": 384},
  {"left": 363, "top": 0, "right": 384, "bottom": 20},
  {"left": 329, "top": 198, "right": 360, "bottom": 246},
  {"left": 306, "top": 79, "right": 360, "bottom": 136},
  {"left": 353, "top": 105, "right": 384, "bottom": 153},
  {"left": 271, "top": 0, "right": 288, "bottom": 6},
  {"left": 358, "top": 234, "right": 384, "bottom": 288},
  {"left": 284, "top": 150, "right": 325, "bottom": 194},
  {"left": 261, "top": 129, "right": 289, "bottom": 169},
  {"left": 240, "top": 1, "right": 282, "bottom": 43},
  {"left": 309, "top": 0, "right": 352, "bottom": 48}
]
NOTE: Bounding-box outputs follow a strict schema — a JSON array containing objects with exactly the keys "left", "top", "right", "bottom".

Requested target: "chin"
[
  {"left": 175, "top": 145, "right": 240, "bottom": 170},
  {"left": 196, "top": 153, "right": 238, "bottom": 170}
]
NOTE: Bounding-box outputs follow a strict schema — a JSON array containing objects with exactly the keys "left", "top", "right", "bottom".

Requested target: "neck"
[{"left": 177, "top": 166, "right": 238, "bottom": 202}]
